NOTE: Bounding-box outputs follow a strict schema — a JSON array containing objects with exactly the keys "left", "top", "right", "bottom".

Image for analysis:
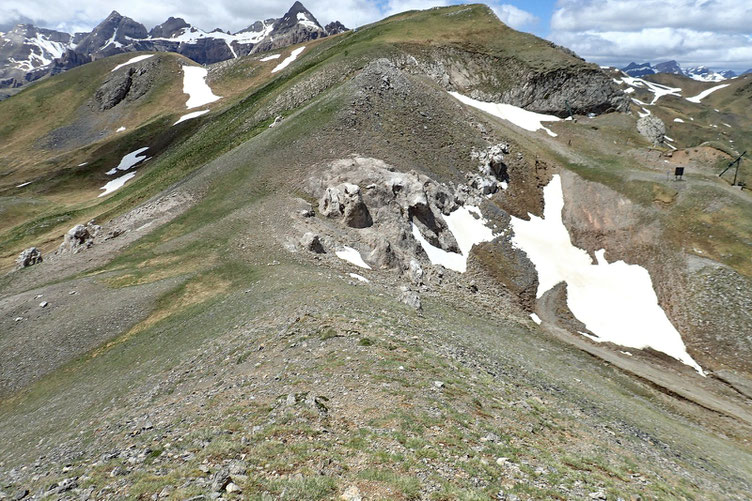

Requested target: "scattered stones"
[{"left": 16, "top": 247, "right": 43, "bottom": 269}]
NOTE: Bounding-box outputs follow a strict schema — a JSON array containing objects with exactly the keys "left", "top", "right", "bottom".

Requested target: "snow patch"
[
  {"left": 297, "top": 12, "right": 319, "bottom": 30},
  {"left": 260, "top": 54, "right": 281, "bottom": 61},
  {"left": 16, "top": 181, "right": 32, "bottom": 188},
  {"left": 116, "top": 126, "right": 126, "bottom": 132},
  {"left": 620, "top": 76, "right": 681, "bottom": 104},
  {"left": 182, "top": 65, "right": 221, "bottom": 109},
  {"left": 530, "top": 313, "right": 542, "bottom": 325},
  {"left": 686, "top": 84, "right": 729, "bottom": 104},
  {"left": 272, "top": 46, "right": 306, "bottom": 73},
  {"left": 448, "top": 92, "right": 561, "bottom": 137},
  {"left": 111, "top": 54, "right": 153, "bottom": 72},
  {"left": 106, "top": 147, "right": 149, "bottom": 175},
  {"left": 99, "top": 172, "right": 136, "bottom": 197},
  {"left": 673, "top": 118, "right": 685, "bottom": 123},
  {"left": 509, "top": 175, "right": 703, "bottom": 374},
  {"left": 349, "top": 273, "right": 370, "bottom": 283},
  {"left": 412, "top": 206, "right": 496, "bottom": 273},
  {"left": 336, "top": 246, "right": 371, "bottom": 269},
  {"left": 173, "top": 109, "right": 210, "bottom": 125}
]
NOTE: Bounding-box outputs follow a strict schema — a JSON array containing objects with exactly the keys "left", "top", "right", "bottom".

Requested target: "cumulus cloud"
[
  {"left": 0, "top": 0, "right": 537, "bottom": 35},
  {"left": 549, "top": 0, "right": 752, "bottom": 71}
]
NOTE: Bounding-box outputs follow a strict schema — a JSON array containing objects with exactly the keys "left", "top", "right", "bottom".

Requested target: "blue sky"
[{"left": 1, "top": 0, "right": 750, "bottom": 71}]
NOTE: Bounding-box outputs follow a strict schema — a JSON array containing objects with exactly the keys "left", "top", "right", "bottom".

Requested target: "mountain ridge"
[
  {"left": 0, "top": 2, "right": 347, "bottom": 95},
  {"left": 620, "top": 59, "right": 740, "bottom": 81}
]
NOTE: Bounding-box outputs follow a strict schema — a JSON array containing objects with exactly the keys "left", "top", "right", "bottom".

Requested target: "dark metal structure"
[{"left": 719, "top": 151, "right": 746, "bottom": 186}]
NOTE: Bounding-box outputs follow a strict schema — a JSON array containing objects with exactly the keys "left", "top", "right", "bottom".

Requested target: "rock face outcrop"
[
  {"left": 16, "top": 247, "right": 43, "bottom": 268},
  {"left": 319, "top": 183, "right": 373, "bottom": 228},
  {"left": 59, "top": 222, "right": 101, "bottom": 253},
  {"left": 93, "top": 58, "right": 156, "bottom": 111},
  {"left": 636, "top": 115, "right": 666, "bottom": 145}
]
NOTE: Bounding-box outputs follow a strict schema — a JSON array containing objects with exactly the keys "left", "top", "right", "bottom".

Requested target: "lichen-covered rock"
[
  {"left": 16, "top": 247, "right": 43, "bottom": 268},
  {"left": 637, "top": 115, "right": 666, "bottom": 145}
]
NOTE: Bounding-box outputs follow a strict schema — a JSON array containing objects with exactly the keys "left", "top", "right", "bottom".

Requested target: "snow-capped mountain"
[
  {"left": 620, "top": 62, "right": 655, "bottom": 78},
  {"left": 0, "top": 2, "right": 347, "bottom": 91},
  {"left": 620, "top": 60, "right": 738, "bottom": 81},
  {"left": 0, "top": 25, "right": 75, "bottom": 87}
]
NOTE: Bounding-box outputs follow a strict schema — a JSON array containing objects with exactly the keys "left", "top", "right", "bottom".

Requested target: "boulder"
[
  {"left": 59, "top": 221, "right": 101, "bottom": 253},
  {"left": 16, "top": 247, "right": 43, "bottom": 268},
  {"left": 301, "top": 232, "right": 325, "bottom": 253},
  {"left": 636, "top": 115, "right": 666, "bottom": 145},
  {"left": 399, "top": 287, "right": 422, "bottom": 310}
]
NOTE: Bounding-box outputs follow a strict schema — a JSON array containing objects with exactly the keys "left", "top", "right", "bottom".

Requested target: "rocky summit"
[{"left": 0, "top": 3, "right": 751, "bottom": 500}]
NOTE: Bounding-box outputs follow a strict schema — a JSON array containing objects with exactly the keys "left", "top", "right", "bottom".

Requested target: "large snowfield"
[
  {"left": 448, "top": 92, "right": 561, "bottom": 137},
  {"left": 510, "top": 175, "right": 704, "bottom": 374},
  {"left": 182, "top": 66, "right": 221, "bottom": 109}
]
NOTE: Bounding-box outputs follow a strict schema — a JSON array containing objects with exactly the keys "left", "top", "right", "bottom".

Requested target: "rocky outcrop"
[
  {"left": 16, "top": 247, "right": 43, "bottom": 268},
  {"left": 319, "top": 183, "right": 373, "bottom": 228},
  {"left": 325, "top": 21, "right": 348, "bottom": 36},
  {"left": 59, "top": 222, "right": 101, "bottom": 253},
  {"left": 636, "top": 115, "right": 666, "bottom": 145},
  {"left": 92, "top": 58, "right": 156, "bottom": 111}
]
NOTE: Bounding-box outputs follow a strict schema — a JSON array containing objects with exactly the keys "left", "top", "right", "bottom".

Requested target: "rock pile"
[{"left": 59, "top": 221, "right": 101, "bottom": 253}]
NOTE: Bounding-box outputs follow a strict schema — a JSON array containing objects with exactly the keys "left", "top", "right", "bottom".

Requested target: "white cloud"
[
  {"left": 492, "top": 4, "right": 538, "bottom": 29},
  {"left": 550, "top": 0, "right": 752, "bottom": 71}
]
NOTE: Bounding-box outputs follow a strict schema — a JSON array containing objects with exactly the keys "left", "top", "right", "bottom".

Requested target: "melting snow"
[
  {"left": 449, "top": 92, "right": 561, "bottom": 137},
  {"left": 272, "top": 46, "right": 306, "bottom": 73},
  {"left": 182, "top": 66, "right": 221, "bottom": 109},
  {"left": 16, "top": 181, "right": 32, "bottom": 188},
  {"left": 99, "top": 172, "right": 136, "bottom": 197},
  {"left": 686, "top": 84, "right": 729, "bottom": 104},
  {"left": 530, "top": 313, "right": 542, "bottom": 325},
  {"left": 510, "top": 175, "right": 703, "bottom": 374},
  {"left": 412, "top": 206, "right": 496, "bottom": 273},
  {"left": 111, "top": 54, "right": 153, "bottom": 72},
  {"left": 174, "top": 109, "right": 210, "bottom": 125},
  {"left": 116, "top": 126, "right": 126, "bottom": 132},
  {"left": 673, "top": 118, "right": 685, "bottom": 123},
  {"left": 349, "top": 273, "right": 370, "bottom": 283},
  {"left": 260, "top": 54, "right": 281, "bottom": 61},
  {"left": 106, "top": 147, "right": 149, "bottom": 175},
  {"left": 619, "top": 76, "right": 681, "bottom": 104},
  {"left": 336, "top": 246, "right": 371, "bottom": 269}
]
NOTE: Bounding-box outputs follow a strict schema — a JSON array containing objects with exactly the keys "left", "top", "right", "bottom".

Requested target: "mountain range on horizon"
[
  {"left": 620, "top": 60, "right": 751, "bottom": 81},
  {"left": 0, "top": 1, "right": 347, "bottom": 93}
]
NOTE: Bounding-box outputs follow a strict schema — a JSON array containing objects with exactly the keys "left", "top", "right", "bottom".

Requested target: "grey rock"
[
  {"left": 400, "top": 288, "right": 422, "bottom": 310},
  {"left": 59, "top": 222, "right": 100, "bottom": 253},
  {"left": 319, "top": 183, "right": 373, "bottom": 228},
  {"left": 16, "top": 247, "right": 43, "bottom": 268},
  {"left": 301, "top": 232, "right": 325, "bottom": 253},
  {"left": 210, "top": 468, "right": 231, "bottom": 492},
  {"left": 636, "top": 115, "right": 666, "bottom": 145}
]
